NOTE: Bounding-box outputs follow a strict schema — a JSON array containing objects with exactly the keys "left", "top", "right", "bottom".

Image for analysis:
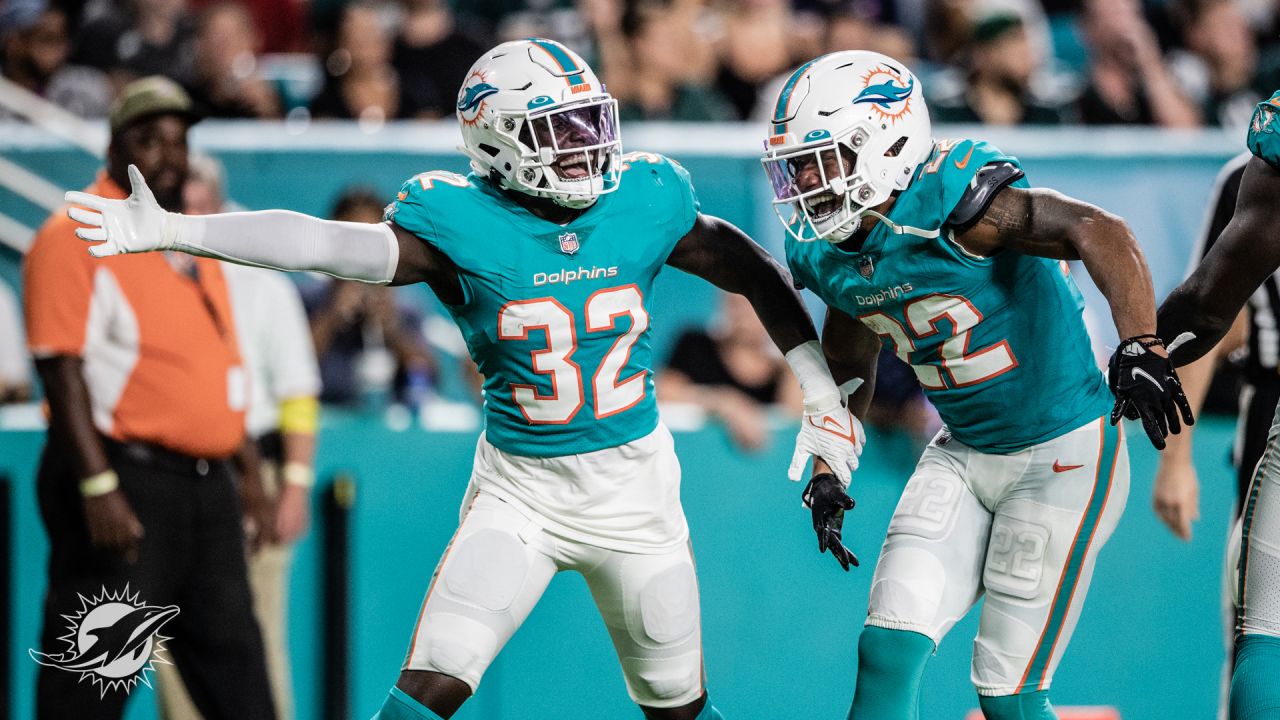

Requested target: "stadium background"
[{"left": 0, "top": 0, "right": 1272, "bottom": 718}]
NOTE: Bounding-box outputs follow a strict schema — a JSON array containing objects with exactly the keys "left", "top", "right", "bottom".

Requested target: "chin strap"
[{"left": 862, "top": 208, "right": 941, "bottom": 239}]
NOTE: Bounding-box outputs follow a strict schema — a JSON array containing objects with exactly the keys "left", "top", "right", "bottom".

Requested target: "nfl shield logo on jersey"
[
  {"left": 858, "top": 256, "right": 874, "bottom": 279},
  {"left": 559, "top": 232, "right": 581, "bottom": 255}
]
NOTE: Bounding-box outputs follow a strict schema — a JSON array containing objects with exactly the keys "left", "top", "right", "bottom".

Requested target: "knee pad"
[
  {"left": 1231, "top": 635, "right": 1280, "bottom": 720},
  {"left": 618, "top": 560, "right": 702, "bottom": 707},
  {"left": 405, "top": 529, "right": 533, "bottom": 689},
  {"left": 977, "top": 690, "right": 1055, "bottom": 720}
]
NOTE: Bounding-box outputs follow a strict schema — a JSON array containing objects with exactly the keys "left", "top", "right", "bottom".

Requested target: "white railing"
[{"left": 0, "top": 76, "right": 105, "bottom": 253}]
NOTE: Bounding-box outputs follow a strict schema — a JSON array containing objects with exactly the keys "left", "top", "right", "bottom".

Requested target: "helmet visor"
[
  {"left": 529, "top": 99, "right": 618, "bottom": 153},
  {"left": 761, "top": 142, "right": 854, "bottom": 213},
  {"left": 525, "top": 98, "right": 621, "bottom": 183}
]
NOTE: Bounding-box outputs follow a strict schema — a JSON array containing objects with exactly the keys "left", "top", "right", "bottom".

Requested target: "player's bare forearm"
[
  {"left": 958, "top": 186, "right": 1156, "bottom": 340},
  {"left": 666, "top": 214, "right": 818, "bottom": 354},
  {"left": 820, "top": 307, "right": 879, "bottom": 418},
  {"left": 35, "top": 356, "right": 111, "bottom": 482},
  {"left": 1160, "top": 157, "right": 1280, "bottom": 366}
]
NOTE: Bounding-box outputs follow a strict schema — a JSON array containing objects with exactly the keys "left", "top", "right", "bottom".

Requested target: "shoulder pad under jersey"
[{"left": 945, "top": 161, "right": 1025, "bottom": 233}]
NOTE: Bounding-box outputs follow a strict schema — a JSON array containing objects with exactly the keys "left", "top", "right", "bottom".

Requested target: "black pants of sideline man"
[{"left": 34, "top": 439, "right": 276, "bottom": 720}]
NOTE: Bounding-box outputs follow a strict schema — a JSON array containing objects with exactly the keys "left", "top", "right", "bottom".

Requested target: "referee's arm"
[
  {"left": 1153, "top": 154, "right": 1251, "bottom": 540},
  {"left": 1160, "top": 156, "right": 1280, "bottom": 364}
]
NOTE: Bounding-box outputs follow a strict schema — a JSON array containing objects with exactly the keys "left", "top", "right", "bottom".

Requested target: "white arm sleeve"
[{"left": 167, "top": 210, "right": 400, "bottom": 284}]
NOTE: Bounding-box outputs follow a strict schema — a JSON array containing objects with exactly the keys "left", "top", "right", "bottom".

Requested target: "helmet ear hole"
[
  {"left": 884, "top": 137, "right": 907, "bottom": 158},
  {"left": 478, "top": 143, "right": 501, "bottom": 157}
]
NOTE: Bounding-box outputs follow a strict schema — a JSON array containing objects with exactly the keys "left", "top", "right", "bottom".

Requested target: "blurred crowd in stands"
[
  {"left": 4, "top": 0, "right": 1280, "bottom": 129},
  {"left": 3, "top": 0, "right": 1266, "bottom": 445}
]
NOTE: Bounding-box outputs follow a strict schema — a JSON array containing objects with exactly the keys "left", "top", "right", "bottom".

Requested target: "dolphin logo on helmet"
[
  {"left": 853, "top": 76, "right": 914, "bottom": 109},
  {"left": 458, "top": 82, "right": 499, "bottom": 113}
]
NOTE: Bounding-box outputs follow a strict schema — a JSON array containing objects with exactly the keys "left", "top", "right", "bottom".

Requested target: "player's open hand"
[
  {"left": 789, "top": 402, "right": 864, "bottom": 485},
  {"left": 802, "top": 472, "right": 858, "bottom": 571},
  {"left": 1107, "top": 334, "right": 1195, "bottom": 450},
  {"left": 1153, "top": 456, "right": 1200, "bottom": 541},
  {"left": 65, "top": 164, "right": 174, "bottom": 257}
]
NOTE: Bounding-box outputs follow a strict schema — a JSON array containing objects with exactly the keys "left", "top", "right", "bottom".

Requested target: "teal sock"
[
  {"left": 978, "top": 690, "right": 1056, "bottom": 720},
  {"left": 371, "top": 687, "right": 447, "bottom": 720},
  {"left": 847, "top": 626, "right": 935, "bottom": 720},
  {"left": 695, "top": 702, "right": 725, "bottom": 719},
  {"left": 1231, "top": 635, "right": 1280, "bottom": 720}
]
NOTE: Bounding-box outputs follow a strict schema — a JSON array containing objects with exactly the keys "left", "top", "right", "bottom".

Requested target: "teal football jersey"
[
  {"left": 787, "top": 139, "right": 1112, "bottom": 453},
  {"left": 1248, "top": 90, "right": 1280, "bottom": 168},
  {"left": 386, "top": 152, "right": 698, "bottom": 457}
]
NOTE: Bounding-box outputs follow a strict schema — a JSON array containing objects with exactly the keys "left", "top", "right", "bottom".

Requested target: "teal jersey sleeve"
[
  {"left": 620, "top": 151, "right": 700, "bottom": 251},
  {"left": 663, "top": 154, "right": 701, "bottom": 232},
  {"left": 384, "top": 170, "right": 473, "bottom": 252},
  {"left": 930, "top": 139, "right": 1028, "bottom": 225},
  {"left": 1248, "top": 91, "right": 1280, "bottom": 169}
]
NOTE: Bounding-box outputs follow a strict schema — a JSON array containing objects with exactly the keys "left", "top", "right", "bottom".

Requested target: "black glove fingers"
[
  {"left": 1164, "top": 395, "right": 1182, "bottom": 435},
  {"left": 1110, "top": 398, "right": 1130, "bottom": 425},
  {"left": 829, "top": 533, "right": 851, "bottom": 571},
  {"left": 1174, "top": 389, "right": 1195, "bottom": 426},
  {"left": 1139, "top": 410, "right": 1166, "bottom": 450}
]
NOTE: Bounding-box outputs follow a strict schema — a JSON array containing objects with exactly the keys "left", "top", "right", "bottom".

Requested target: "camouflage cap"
[{"left": 109, "top": 76, "right": 201, "bottom": 135}]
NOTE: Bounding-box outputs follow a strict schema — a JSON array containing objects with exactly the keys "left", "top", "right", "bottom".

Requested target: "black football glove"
[
  {"left": 1107, "top": 334, "right": 1195, "bottom": 450},
  {"left": 802, "top": 472, "right": 858, "bottom": 571}
]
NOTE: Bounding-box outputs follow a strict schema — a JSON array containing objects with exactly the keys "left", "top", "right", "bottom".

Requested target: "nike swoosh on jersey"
[
  {"left": 1052, "top": 460, "right": 1084, "bottom": 473},
  {"left": 1131, "top": 367, "right": 1163, "bottom": 390},
  {"left": 953, "top": 144, "right": 976, "bottom": 169}
]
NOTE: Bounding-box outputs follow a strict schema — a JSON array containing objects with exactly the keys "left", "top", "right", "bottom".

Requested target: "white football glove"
[
  {"left": 788, "top": 388, "right": 865, "bottom": 487},
  {"left": 65, "top": 165, "right": 176, "bottom": 257}
]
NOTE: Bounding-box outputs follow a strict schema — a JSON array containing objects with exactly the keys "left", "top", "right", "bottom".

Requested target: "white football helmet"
[
  {"left": 457, "top": 39, "right": 622, "bottom": 209},
  {"left": 761, "top": 51, "right": 933, "bottom": 242}
]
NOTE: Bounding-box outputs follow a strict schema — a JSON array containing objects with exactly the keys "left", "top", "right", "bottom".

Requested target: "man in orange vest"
[{"left": 23, "top": 76, "right": 275, "bottom": 720}]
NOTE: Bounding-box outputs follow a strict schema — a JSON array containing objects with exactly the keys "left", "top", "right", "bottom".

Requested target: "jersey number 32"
[{"left": 498, "top": 285, "right": 648, "bottom": 424}]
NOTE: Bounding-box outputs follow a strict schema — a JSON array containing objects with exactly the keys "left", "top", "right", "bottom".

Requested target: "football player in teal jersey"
[
  {"left": 1158, "top": 91, "right": 1280, "bottom": 720},
  {"left": 63, "top": 40, "right": 865, "bottom": 720},
  {"left": 760, "top": 51, "right": 1193, "bottom": 719}
]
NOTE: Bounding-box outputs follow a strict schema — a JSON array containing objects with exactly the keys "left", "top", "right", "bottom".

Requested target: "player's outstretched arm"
[
  {"left": 954, "top": 185, "right": 1193, "bottom": 449},
  {"left": 64, "top": 164, "right": 457, "bottom": 299},
  {"left": 666, "top": 213, "right": 865, "bottom": 482},
  {"left": 1159, "top": 157, "right": 1280, "bottom": 366}
]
